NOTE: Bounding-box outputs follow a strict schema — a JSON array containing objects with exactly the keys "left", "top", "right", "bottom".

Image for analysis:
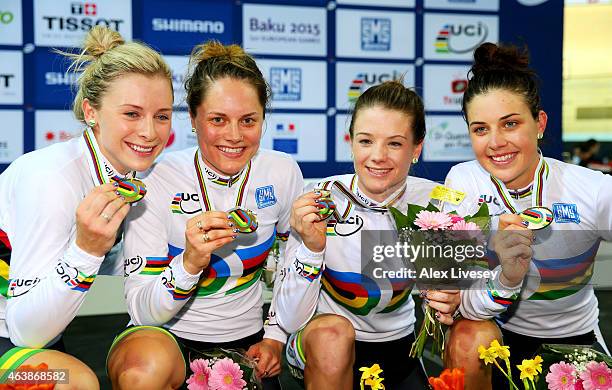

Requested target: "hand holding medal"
[
  {"left": 493, "top": 214, "right": 536, "bottom": 288},
  {"left": 289, "top": 190, "right": 330, "bottom": 253},
  {"left": 183, "top": 211, "right": 239, "bottom": 275},
  {"left": 115, "top": 178, "right": 147, "bottom": 203}
]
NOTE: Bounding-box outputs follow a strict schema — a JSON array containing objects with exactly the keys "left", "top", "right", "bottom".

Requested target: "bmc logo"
[
  {"left": 552, "top": 203, "right": 580, "bottom": 224},
  {"left": 71, "top": 2, "right": 97, "bottom": 16},
  {"left": 270, "top": 67, "right": 301, "bottom": 102},
  {"left": 361, "top": 18, "right": 391, "bottom": 51},
  {"left": 255, "top": 185, "right": 277, "bottom": 209}
]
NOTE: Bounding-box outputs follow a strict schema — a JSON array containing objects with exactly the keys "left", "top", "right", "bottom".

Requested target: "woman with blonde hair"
[
  {"left": 106, "top": 40, "right": 302, "bottom": 389},
  {"left": 0, "top": 26, "right": 173, "bottom": 388}
]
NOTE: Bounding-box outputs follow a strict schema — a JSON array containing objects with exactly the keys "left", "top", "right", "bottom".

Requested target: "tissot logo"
[
  {"left": 436, "top": 22, "right": 488, "bottom": 54},
  {"left": 444, "top": 77, "right": 468, "bottom": 105},
  {"left": 361, "top": 18, "right": 391, "bottom": 51},
  {"left": 0, "top": 74, "right": 13, "bottom": 88},
  {"left": 0, "top": 11, "right": 14, "bottom": 24},
  {"left": 270, "top": 67, "right": 301, "bottom": 101},
  {"left": 41, "top": 2, "right": 124, "bottom": 32},
  {"left": 348, "top": 71, "right": 402, "bottom": 103}
]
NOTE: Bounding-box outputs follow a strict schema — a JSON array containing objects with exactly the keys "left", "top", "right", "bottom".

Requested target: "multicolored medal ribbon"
[
  {"left": 315, "top": 189, "right": 336, "bottom": 221},
  {"left": 316, "top": 175, "right": 405, "bottom": 222},
  {"left": 490, "top": 154, "right": 552, "bottom": 229},
  {"left": 83, "top": 128, "right": 146, "bottom": 202},
  {"left": 194, "top": 150, "right": 257, "bottom": 234}
]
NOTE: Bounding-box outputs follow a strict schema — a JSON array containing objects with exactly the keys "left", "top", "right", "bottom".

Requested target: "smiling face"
[
  {"left": 351, "top": 105, "right": 422, "bottom": 203},
  {"left": 84, "top": 73, "right": 173, "bottom": 175},
  {"left": 191, "top": 77, "right": 263, "bottom": 177},
  {"left": 466, "top": 89, "right": 547, "bottom": 190}
]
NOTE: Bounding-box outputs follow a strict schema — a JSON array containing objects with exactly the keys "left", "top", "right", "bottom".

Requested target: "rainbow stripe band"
[
  {"left": 83, "top": 130, "right": 107, "bottom": 185},
  {"left": 293, "top": 259, "right": 321, "bottom": 282},
  {"left": 490, "top": 159, "right": 549, "bottom": 214},
  {"left": 486, "top": 279, "right": 519, "bottom": 307}
]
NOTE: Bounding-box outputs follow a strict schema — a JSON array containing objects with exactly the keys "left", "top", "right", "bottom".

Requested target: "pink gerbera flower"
[
  {"left": 186, "top": 359, "right": 212, "bottom": 390},
  {"left": 414, "top": 211, "right": 453, "bottom": 231},
  {"left": 450, "top": 220, "right": 484, "bottom": 241},
  {"left": 575, "top": 379, "right": 585, "bottom": 390},
  {"left": 546, "top": 362, "right": 577, "bottom": 390},
  {"left": 579, "top": 361, "right": 612, "bottom": 390},
  {"left": 208, "top": 358, "right": 247, "bottom": 390}
]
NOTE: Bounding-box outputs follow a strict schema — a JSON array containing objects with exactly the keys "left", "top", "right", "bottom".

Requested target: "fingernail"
[
  {"left": 227, "top": 215, "right": 232, "bottom": 219},
  {"left": 435, "top": 312, "right": 441, "bottom": 319},
  {"left": 424, "top": 298, "right": 430, "bottom": 304},
  {"left": 233, "top": 228, "right": 239, "bottom": 233},
  {"left": 521, "top": 221, "right": 529, "bottom": 227},
  {"left": 121, "top": 196, "right": 126, "bottom": 202},
  {"left": 113, "top": 182, "right": 119, "bottom": 187},
  {"left": 115, "top": 190, "right": 120, "bottom": 196},
  {"left": 232, "top": 235, "right": 238, "bottom": 239},
  {"left": 228, "top": 222, "right": 234, "bottom": 227}
]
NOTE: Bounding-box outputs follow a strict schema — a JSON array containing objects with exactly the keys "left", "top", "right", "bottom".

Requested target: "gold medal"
[
  {"left": 519, "top": 206, "right": 553, "bottom": 230},
  {"left": 116, "top": 178, "right": 147, "bottom": 203},
  {"left": 315, "top": 190, "right": 336, "bottom": 220},
  {"left": 228, "top": 207, "right": 258, "bottom": 233}
]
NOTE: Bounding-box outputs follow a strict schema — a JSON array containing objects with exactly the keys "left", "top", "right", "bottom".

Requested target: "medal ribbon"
[
  {"left": 490, "top": 154, "right": 549, "bottom": 214},
  {"left": 320, "top": 175, "right": 406, "bottom": 222},
  {"left": 194, "top": 150, "right": 251, "bottom": 212},
  {"left": 82, "top": 127, "right": 135, "bottom": 185}
]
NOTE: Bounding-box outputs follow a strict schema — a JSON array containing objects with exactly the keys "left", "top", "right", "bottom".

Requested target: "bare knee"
[
  {"left": 22, "top": 350, "right": 99, "bottom": 390},
  {"left": 303, "top": 315, "right": 356, "bottom": 373},
  {"left": 446, "top": 319, "right": 501, "bottom": 364},
  {"left": 108, "top": 330, "right": 184, "bottom": 390}
]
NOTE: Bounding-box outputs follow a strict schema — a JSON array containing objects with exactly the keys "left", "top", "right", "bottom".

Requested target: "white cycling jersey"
[
  {"left": 122, "top": 147, "right": 303, "bottom": 343},
  {"left": 276, "top": 174, "right": 439, "bottom": 342},
  {"left": 0, "top": 129, "right": 127, "bottom": 347},
  {"left": 445, "top": 157, "right": 612, "bottom": 338}
]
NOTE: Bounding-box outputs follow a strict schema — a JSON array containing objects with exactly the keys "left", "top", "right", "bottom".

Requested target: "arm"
[
  {"left": 123, "top": 189, "right": 201, "bottom": 326},
  {"left": 6, "top": 175, "right": 126, "bottom": 347}
]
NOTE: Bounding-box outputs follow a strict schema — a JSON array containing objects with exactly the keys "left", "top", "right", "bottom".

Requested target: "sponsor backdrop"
[{"left": 0, "top": 0, "right": 562, "bottom": 181}]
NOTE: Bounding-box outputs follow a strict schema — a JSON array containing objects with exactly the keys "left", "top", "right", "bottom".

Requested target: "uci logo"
[
  {"left": 170, "top": 192, "right": 202, "bottom": 215},
  {"left": 328, "top": 215, "right": 364, "bottom": 237},
  {"left": 361, "top": 17, "right": 391, "bottom": 51},
  {"left": 124, "top": 255, "right": 143, "bottom": 276},
  {"left": 270, "top": 67, "right": 301, "bottom": 102},
  {"left": 348, "top": 71, "right": 402, "bottom": 103},
  {"left": 7, "top": 278, "right": 40, "bottom": 298},
  {"left": 436, "top": 22, "right": 489, "bottom": 54},
  {"left": 478, "top": 194, "right": 501, "bottom": 207}
]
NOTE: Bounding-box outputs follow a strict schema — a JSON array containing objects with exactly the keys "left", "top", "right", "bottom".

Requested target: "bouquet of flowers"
[
  {"left": 184, "top": 348, "right": 261, "bottom": 390},
  {"left": 540, "top": 344, "right": 612, "bottom": 390},
  {"left": 389, "top": 201, "right": 490, "bottom": 359}
]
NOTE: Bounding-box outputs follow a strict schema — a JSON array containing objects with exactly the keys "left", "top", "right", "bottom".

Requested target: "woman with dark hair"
[
  {"left": 106, "top": 40, "right": 303, "bottom": 390},
  {"left": 275, "top": 80, "right": 461, "bottom": 390},
  {"left": 443, "top": 42, "right": 612, "bottom": 389}
]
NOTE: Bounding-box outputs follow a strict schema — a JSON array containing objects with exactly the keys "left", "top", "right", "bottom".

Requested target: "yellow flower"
[
  {"left": 364, "top": 376, "right": 385, "bottom": 390},
  {"left": 489, "top": 340, "right": 510, "bottom": 361},
  {"left": 533, "top": 355, "right": 543, "bottom": 374},
  {"left": 359, "top": 364, "right": 383, "bottom": 381},
  {"left": 517, "top": 358, "right": 542, "bottom": 381},
  {"left": 478, "top": 345, "right": 498, "bottom": 365}
]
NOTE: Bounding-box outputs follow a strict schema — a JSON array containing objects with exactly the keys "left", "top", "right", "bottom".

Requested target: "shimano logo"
[
  {"left": 45, "top": 72, "right": 79, "bottom": 86},
  {"left": 152, "top": 18, "right": 224, "bottom": 33}
]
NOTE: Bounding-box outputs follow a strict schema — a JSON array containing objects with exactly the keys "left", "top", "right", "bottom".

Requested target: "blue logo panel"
[
  {"left": 361, "top": 18, "right": 391, "bottom": 51},
  {"left": 142, "top": 0, "right": 234, "bottom": 53},
  {"left": 34, "top": 50, "right": 78, "bottom": 107},
  {"left": 270, "top": 67, "right": 301, "bottom": 101},
  {"left": 552, "top": 203, "right": 580, "bottom": 224},
  {"left": 255, "top": 185, "right": 277, "bottom": 209}
]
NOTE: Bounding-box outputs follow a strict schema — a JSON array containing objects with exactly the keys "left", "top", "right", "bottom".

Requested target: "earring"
[
  {"left": 537, "top": 133, "right": 543, "bottom": 140},
  {"left": 88, "top": 119, "right": 96, "bottom": 127},
  {"left": 192, "top": 127, "right": 196, "bottom": 133},
  {"left": 412, "top": 157, "right": 418, "bottom": 164}
]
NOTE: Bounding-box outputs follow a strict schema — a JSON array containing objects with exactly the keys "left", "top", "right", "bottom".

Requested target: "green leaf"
[
  {"left": 425, "top": 202, "right": 440, "bottom": 212},
  {"left": 389, "top": 206, "right": 410, "bottom": 230},
  {"left": 406, "top": 204, "right": 426, "bottom": 226}
]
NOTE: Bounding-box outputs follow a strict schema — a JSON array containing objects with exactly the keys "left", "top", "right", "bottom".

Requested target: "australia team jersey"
[
  {"left": 445, "top": 157, "right": 612, "bottom": 338},
  {"left": 0, "top": 129, "right": 127, "bottom": 348},
  {"left": 122, "top": 147, "right": 303, "bottom": 343},
  {"left": 275, "top": 174, "right": 439, "bottom": 342}
]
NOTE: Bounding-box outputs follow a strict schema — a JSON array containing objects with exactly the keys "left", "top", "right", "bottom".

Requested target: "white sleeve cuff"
[
  {"left": 491, "top": 265, "right": 522, "bottom": 295},
  {"left": 263, "top": 323, "right": 288, "bottom": 344},
  {"left": 67, "top": 241, "right": 106, "bottom": 275},
  {"left": 172, "top": 253, "right": 202, "bottom": 288},
  {"left": 295, "top": 243, "right": 325, "bottom": 267}
]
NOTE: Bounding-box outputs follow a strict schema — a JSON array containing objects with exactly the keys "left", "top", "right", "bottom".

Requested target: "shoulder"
[
  {"left": 142, "top": 147, "right": 196, "bottom": 181},
  {"left": 255, "top": 149, "right": 300, "bottom": 172},
  {"left": 447, "top": 160, "right": 485, "bottom": 179}
]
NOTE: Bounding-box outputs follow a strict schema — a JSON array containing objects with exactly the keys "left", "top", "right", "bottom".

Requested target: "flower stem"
[{"left": 493, "top": 360, "right": 520, "bottom": 390}]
